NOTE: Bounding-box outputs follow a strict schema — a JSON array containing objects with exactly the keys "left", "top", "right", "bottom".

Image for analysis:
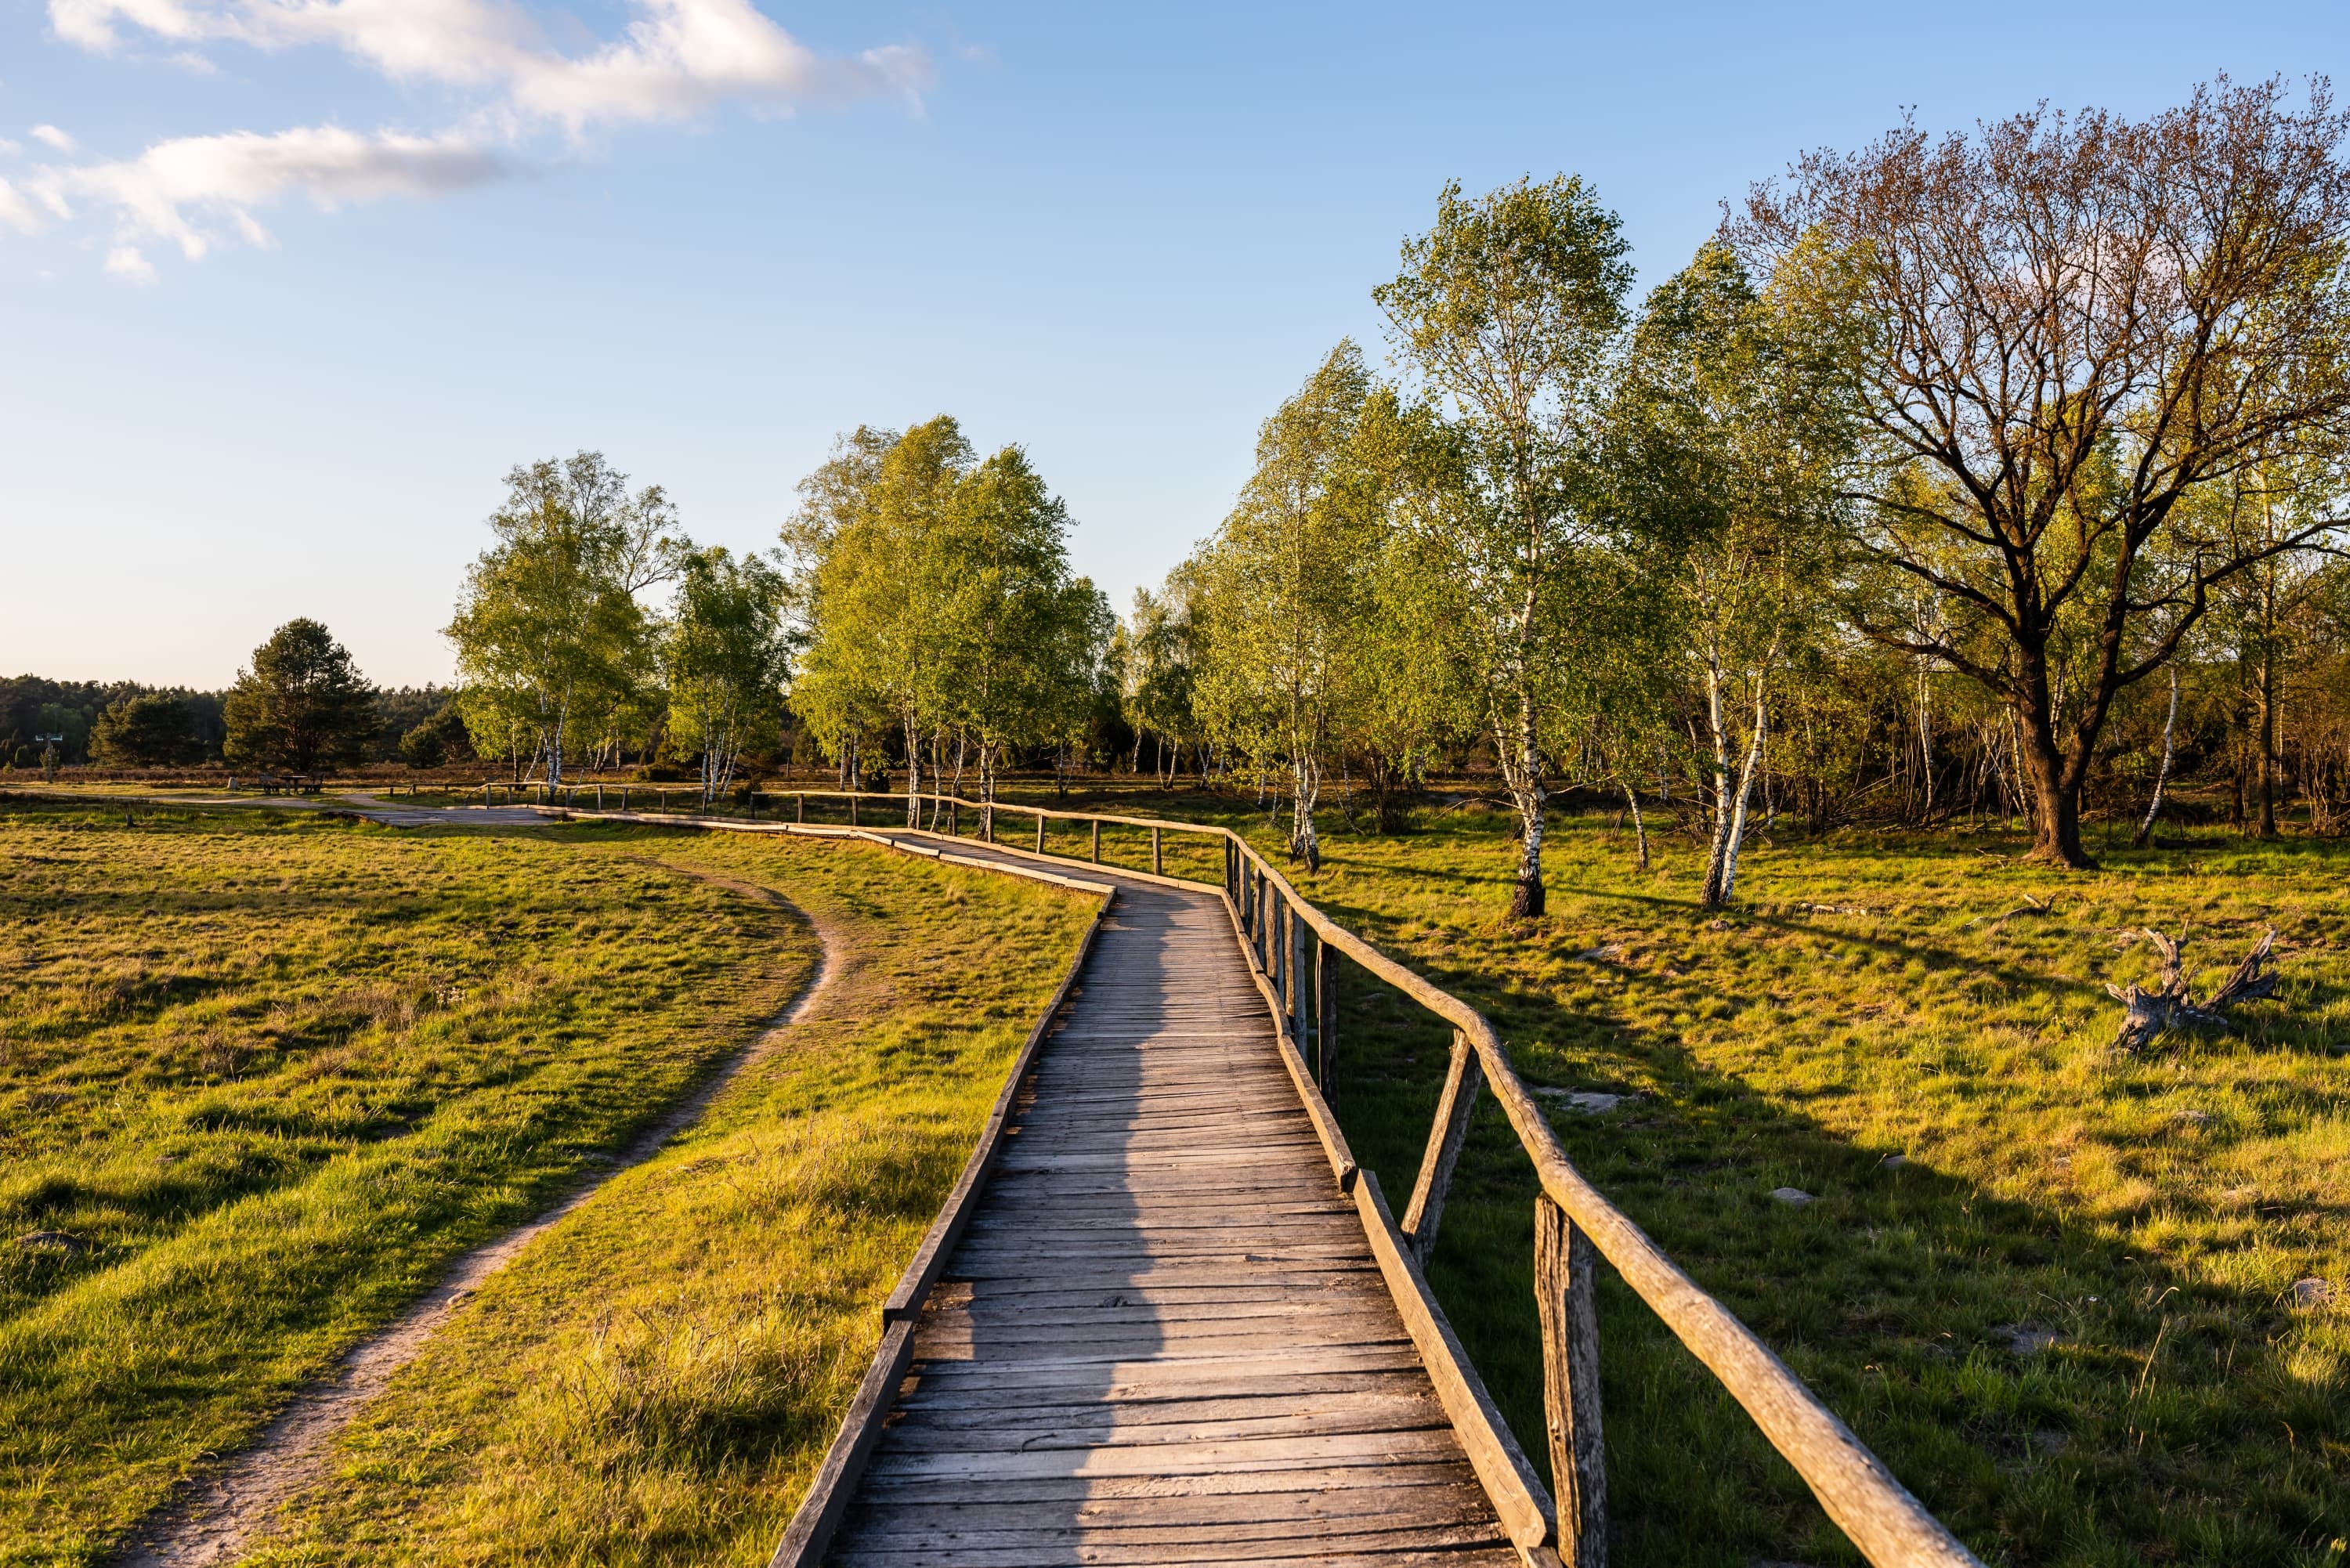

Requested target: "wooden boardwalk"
[{"left": 823, "top": 848, "right": 1517, "bottom": 1566}]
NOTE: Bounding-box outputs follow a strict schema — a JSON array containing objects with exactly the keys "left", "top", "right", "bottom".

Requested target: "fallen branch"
[
  {"left": 2106, "top": 929, "right": 2280, "bottom": 1051},
  {"left": 1964, "top": 893, "right": 2056, "bottom": 928}
]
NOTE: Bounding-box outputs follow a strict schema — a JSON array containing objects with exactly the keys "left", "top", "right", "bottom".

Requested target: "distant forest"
[{"left": 0, "top": 676, "right": 459, "bottom": 770}]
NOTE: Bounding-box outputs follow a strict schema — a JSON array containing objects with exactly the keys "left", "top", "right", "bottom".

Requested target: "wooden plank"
[
  {"left": 846, "top": 1456, "right": 1483, "bottom": 1501},
  {"left": 764, "top": 1318, "right": 914, "bottom": 1568},
  {"left": 860, "top": 1425, "right": 1473, "bottom": 1482},
  {"left": 1400, "top": 1030, "right": 1483, "bottom": 1264},
  {"left": 830, "top": 1521, "right": 1512, "bottom": 1563},
  {"left": 837, "top": 1478, "right": 1495, "bottom": 1529},
  {"left": 880, "top": 885, "right": 1118, "bottom": 1323},
  {"left": 1536, "top": 1196, "right": 1607, "bottom": 1568},
  {"left": 830, "top": 1541, "right": 1518, "bottom": 1568},
  {"left": 1352, "top": 1170, "right": 1556, "bottom": 1554}
]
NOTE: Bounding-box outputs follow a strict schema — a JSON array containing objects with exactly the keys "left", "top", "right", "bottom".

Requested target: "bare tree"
[{"left": 1740, "top": 78, "right": 2350, "bottom": 866}]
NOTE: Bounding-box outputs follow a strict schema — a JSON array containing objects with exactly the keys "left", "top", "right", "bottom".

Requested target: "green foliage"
[
  {"left": 220, "top": 619, "right": 378, "bottom": 775},
  {"left": 785, "top": 417, "right": 1110, "bottom": 804},
  {"left": 396, "top": 721, "right": 446, "bottom": 769},
  {"left": 446, "top": 452, "right": 679, "bottom": 785},
  {"left": 664, "top": 546, "right": 794, "bottom": 807},
  {"left": 89, "top": 693, "right": 197, "bottom": 768}
]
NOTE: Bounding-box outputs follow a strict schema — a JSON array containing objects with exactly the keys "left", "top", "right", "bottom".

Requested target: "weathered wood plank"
[
  {"left": 794, "top": 853, "right": 1517, "bottom": 1568},
  {"left": 1537, "top": 1195, "right": 1607, "bottom": 1568},
  {"left": 1400, "top": 1030, "right": 1483, "bottom": 1265}
]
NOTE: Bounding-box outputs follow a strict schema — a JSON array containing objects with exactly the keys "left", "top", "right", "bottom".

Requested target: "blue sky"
[{"left": 3, "top": 1, "right": 2344, "bottom": 688}]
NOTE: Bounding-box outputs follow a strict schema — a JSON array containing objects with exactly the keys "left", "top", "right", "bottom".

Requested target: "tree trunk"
[
  {"left": 2133, "top": 663, "right": 2179, "bottom": 849},
  {"left": 1501, "top": 681, "right": 1545, "bottom": 918},
  {"left": 2258, "top": 638, "right": 2279, "bottom": 838},
  {"left": 1701, "top": 669, "right": 1768, "bottom": 909},
  {"left": 1619, "top": 771, "right": 1648, "bottom": 871},
  {"left": 904, "top": 713, "right": 922, "bottom": 827},
  {"left": 1699, "top": 654, "right": 1737, "bottom": 905},
  {"left": 2018, "top": 710, "right": 2093, "bottom": 869},
  {"left": 1291, "top": 753, "right": 1321, "bottom": 871}
]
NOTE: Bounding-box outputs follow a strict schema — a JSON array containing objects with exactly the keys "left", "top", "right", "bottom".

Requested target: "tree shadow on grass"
[{"left": 1328, "top": 963, "right": 2348, "bottom": 1568}]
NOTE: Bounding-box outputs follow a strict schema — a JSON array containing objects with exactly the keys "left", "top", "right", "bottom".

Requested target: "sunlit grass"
[
  {"left": 244, "top": 829, "right": 1094, "bottom": 1566},
  {"left": 1000, "top": 783, "right": 2350, "bottom": 1568},
  {"left": 0, "top": 804, "right": 1090, "bottom": 1568}
]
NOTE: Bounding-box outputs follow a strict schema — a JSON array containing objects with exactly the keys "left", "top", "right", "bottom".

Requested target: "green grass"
[
  {"left": 235, "top": 829, "right": 1094, "bottom": 1565},
  {"left": 0, "top": 803, "right": 1094, "bottom": 1566},
  {"left": 982, "top": 783, "right": 2350, "bottom": 1568}
]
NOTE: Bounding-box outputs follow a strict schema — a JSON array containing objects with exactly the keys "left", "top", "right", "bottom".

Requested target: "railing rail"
[{"left": 787, "top": 787, "right": 1985, "bottom": 1568}]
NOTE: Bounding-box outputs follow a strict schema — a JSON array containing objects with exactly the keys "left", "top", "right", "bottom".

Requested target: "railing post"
[
  {"left": 1401, "top": 1030, "right": 1484, "bottom": 1263},
  {"left": 984, "top": 800, "right": 994, "bottom": 843},
  {"left": 1289, "top": 902, "right": 1307, "bottom": 1042},
  {"left": 796, "top": 793, "right": 804, "bottom": 823},
  {"left": 1152, "top": 826, "right": 1162, "bottom": 876},
  {"left": 850, "top": 793, "right": 859, "bottom": 827},
  {"left": 622, "top": 786, "right": 629, "bottom": 811},
  {"left": 1091, "top": 818, "right": 1101, "bottom": 862},
  {"left": 1274, "top": 898, "right": 1290, "bottom": 1015},
  {"left": 1317, "top": 935, "right": 1338, "bottom": 1103},
  {"left": 1036, "top": 811, "right": 1046, "bottom": 853},
  {"left": 1536, "top": 1195, "right": 1607, "bottom": 1567}
]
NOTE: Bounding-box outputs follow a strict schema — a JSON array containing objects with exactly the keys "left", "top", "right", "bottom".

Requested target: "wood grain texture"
[
  {"left": 1400, "top": 1031, "right": 1483, "bottom": 1265},
  {"left": 813, "top": 851, "right": 1513, "bottom": 1566},
  {"left": 1535, "top": 1198, "right": 1606, "bottom": 1568},
  {"left": 560, "top": 796, "right": 1980, "bottom": 1568}
]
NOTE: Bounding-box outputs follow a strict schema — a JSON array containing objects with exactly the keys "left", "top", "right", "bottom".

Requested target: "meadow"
[
  {"left": 0, "top": 800, "right": 1094, "bottom": 1566},
  {"left": 980, "top": 784, "right": 2350, "bottom": 1568},
  {"left": 5, "top": 782, "right": 2344, "bottom": 1566}
]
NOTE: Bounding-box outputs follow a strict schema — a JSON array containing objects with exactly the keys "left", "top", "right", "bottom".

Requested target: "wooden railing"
[{"left": 717, "top": 786, "right": 1983, "bottom": 1568}]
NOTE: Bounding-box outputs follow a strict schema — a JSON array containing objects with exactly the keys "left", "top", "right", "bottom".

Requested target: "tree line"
[
  {"left": 1121, "top": 76, "right": 2350, "bottom": 911},
  {"left": 0, "top": 669, "right": 460, "bottom": 773},
  {"left": 24, "top": 78, "right": 2350, "bottom": 921}
]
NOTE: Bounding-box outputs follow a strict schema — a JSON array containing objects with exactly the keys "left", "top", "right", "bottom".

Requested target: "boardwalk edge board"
[{"left": 765, "top": 865, "right": 1117, "bottom": 1568}]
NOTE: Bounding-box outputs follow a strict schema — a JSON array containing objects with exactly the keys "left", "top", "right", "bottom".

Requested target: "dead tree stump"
[{"left": 2107, "top": 928, "right": 2279, "bottom": 1050}]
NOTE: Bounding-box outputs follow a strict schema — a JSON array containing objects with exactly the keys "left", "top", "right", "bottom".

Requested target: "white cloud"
[
  {"left": 45, "top": 0, "right": 927, "bottom": 125},
  {"left": 0, "top": 179, "right": 44, "bottom": 233},
  {"left": 106, "top": 243, "right": 157, "bottom": 283},
  {"left": 507, "top": 0, "right": 931, "bottom": 128},
  {"left": 0, "top": 139, "right": 22, "bottom": 156},
  {"left": 49, "top": 0, "right": 205, "bottom": 50},
  {"left": 37, "top": 125, "right": 505, "bottom": 262},
  {"left": 27, "top": 0, "right": 930, "bottom": 276}
]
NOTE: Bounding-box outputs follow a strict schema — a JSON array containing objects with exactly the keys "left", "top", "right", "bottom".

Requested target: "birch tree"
[
  {"left": 1616, "top": 242, "right": 1855, "bottom": 906},
  {"left": 1375, "top": 175, "right": 1632, "bottom": 916},
  {"left": 936, "top": 445, "right": 1095, "bottom": 804},
  {"left": 790, "top": 418, "right": 968, "bottom": 822},
  {"left": 665, "top": 545, "right": 794, "bottom": 810},
  {"left": 787, "top": 420, "right": 1104, "bottom": 811},
  {"left": 1192, "top": 343, "right": 1379, "bottom": 868},
  {"left": 446, "top": 453, "right": 678, "bottom": 786}
]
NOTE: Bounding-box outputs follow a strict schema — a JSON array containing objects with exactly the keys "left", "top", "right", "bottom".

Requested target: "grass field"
[
  {"left": 0, "top": 801, "right": 1094, "bottom": 1567},
  {"left": 974, "top": 783, "right": 2349, "bottom": 1568}
]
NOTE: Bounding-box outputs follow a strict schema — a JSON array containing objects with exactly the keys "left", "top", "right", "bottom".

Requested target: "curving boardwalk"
[{"left": 822, "top": 846, "right": 1516, "bottom": 1566}]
